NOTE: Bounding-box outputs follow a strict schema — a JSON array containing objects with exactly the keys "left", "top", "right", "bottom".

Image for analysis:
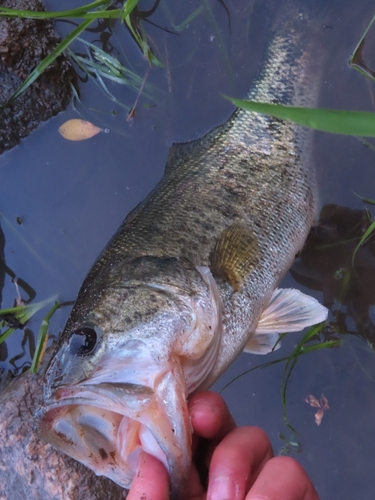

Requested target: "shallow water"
[{"left": 1, "top": 0, "right": 375, "bottom": 498}]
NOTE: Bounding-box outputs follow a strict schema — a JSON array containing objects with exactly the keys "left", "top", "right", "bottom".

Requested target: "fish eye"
[{"left": 69, "top": 327, "right": 98, "bottom": 356}]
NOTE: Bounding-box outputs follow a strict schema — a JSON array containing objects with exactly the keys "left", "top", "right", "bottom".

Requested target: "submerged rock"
[
  {"left": 0, "top": 0, "right": 76, "bottom": 154},
  {"left": 0, "top": 347, "right": 128, "bottom": 499}
]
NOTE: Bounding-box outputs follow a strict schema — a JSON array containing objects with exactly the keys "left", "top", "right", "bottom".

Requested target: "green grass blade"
[
  {"left": 220, "top": 323, "right": 339, "bottom": 432},
  {"left": 281, "top": 355, "right": 299, "bottom": 433},
  {"left": 0, "top": 328, "right": 15, "bottom": 344},
  {"left": 352, "top": 191, "right": 375, "bottom": 205},
  {"left": 0, "top": 0, "right": 111, "bottom": 18},
  {"left": 220, "top": 337, "right": 338, "bottom": 394},
  {"left": 121, "top": 0, "right": 140, "bottom": 23},
  {"left": 349, "top": 12, "right": 375, "bottom": 82},
  {"left": 352, "top": 219, "right": 375, "bottom": 266},
  {"left": 0, "top": 296, "right": 58, "bottom": 345},
  {"left": 351, "top": 12, "right": 375, "bottom": 58},
  {"left": 161, "top": 3, "right": 204, "bottom": 32},
  {"left": 30, "top": 301, "right": 60, "bottom": 373},
  {"left": 226, "top": 98, "right": 375, "bottom": 137},
  {"left": 0, "top": 18, "right": 94, "bottom": 111}
]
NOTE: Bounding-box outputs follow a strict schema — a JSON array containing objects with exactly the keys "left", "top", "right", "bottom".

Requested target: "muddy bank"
[{"left": 0, "top": 0, "right": 76, "bottom": 154}]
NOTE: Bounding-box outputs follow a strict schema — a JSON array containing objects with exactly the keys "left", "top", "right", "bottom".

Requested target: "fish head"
[{"left": 38, "top": 256, "right": 222, "bottom": 497}]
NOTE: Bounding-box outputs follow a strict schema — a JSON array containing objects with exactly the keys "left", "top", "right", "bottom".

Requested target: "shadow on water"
[
  {"left": 1, "top": 0, "right": 375, "bottom": 498},
  {"left": 292, "top": 203, "right": 375, "bottom": 347},
  {"left": 0, "top": 224, "right": 6, "bottom": 368}
]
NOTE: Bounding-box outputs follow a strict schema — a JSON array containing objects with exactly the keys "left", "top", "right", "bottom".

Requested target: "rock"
[
  {"left": 0, "top": 347, "right": 128, "bottom": 499},
  {"left": 0, "top": 0, "right": 76, "bottom": 154}
]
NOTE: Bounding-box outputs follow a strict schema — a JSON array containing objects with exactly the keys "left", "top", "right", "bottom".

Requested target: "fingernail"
[{"left": 207, "top": 475, "right": 235, "bottom": 500}]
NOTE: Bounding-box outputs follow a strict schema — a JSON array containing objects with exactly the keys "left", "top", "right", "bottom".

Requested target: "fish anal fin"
[{"left": 210, "top": 224, "right": 259, "bottom": 291}]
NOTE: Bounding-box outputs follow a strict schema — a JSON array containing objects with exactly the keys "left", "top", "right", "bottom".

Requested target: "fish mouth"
[{"left": 37, "top": 362, "right": 191, "bottom": 496}]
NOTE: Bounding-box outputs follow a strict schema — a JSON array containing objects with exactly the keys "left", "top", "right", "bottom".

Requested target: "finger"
[
  {"left": 246, "top": 456, "right": 319, "bottom": 500},
  {"left": 189, "top": 391, "right": 236, "bottom": 440},
  {"left": 206, "top": 426, "right": 273, "bottom": 500},
  {"left": 187, "top": 462, "right": 206, "bottom": 499},
  {"left": 127, "top": 451, "right": 169, "bottom": 500}
]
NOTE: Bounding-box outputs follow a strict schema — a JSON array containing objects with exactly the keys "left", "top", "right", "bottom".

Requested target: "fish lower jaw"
[
  {"left": 38, "top": 366, "right": 191, "bottom": 496},
  {"left": 39, "top": 403, "right": 134, "bottom": 488},
  {"left": 42, "top": 403, "right": 168, "bottom": 488}
]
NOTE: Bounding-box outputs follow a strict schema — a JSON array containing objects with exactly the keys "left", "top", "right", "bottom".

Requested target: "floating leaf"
[
  {"left": 320, "top": 394, "right": 330, "bottom": 411},
  {"left": 305, "top": 394, "right": 321, "bottom": 408},
  {"left": 306, "top": 393, "right": 329, "bottom": 426},
  {"left": 314, "top": 408, "right": 325, "bottom": 426},
  {"left": 59, "top": 119, "right": 103, "bottom": 141}
]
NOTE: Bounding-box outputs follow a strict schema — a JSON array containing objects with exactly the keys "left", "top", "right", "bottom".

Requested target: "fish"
[{"left": 37, "top": 4, "right": 328, "bottom": 499}]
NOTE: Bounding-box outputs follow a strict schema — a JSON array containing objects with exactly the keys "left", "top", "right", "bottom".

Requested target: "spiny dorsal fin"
[{"left": 210, "top": 223, "right": 259, "bottom": 291}]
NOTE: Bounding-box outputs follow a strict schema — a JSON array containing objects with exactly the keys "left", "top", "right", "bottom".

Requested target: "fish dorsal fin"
[
  {"left": 165, "top": 120, "right": 234, "bottom": 174},
  {"left": 244, "top": 288, "right": 328, "bottom": 355},
  {"left": 165, "top": 141, "right": 198, "bottom": 173},
  {"left": 210, "top": 224, "right": 259, "bottom": 291}
]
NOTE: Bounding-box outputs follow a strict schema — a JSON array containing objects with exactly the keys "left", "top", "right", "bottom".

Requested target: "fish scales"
[
  {"left": 75, "top": 25, "right": 316, "bottom": 382},
  {"left": 38, "top": 5, "right": 327, "bottom": 500}
]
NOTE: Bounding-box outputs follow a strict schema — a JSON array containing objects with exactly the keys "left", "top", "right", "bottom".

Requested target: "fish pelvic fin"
[{"left": 244, "top": 288, "right": 328, "bottom": 355}]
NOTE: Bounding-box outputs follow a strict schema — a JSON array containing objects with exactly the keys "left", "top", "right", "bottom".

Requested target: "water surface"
[{"left": 1, "top": 0, "right": 375, "bottom": 498}]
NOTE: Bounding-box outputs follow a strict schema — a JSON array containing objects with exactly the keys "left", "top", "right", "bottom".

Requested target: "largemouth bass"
[{"left": 38, "top": 4, "right": 328, "bottom": 498}]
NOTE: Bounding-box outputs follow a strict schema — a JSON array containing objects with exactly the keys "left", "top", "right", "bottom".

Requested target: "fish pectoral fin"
[
  {"left": 244, "top": 332, "right": 281, "bottom": 355},
  {"left": 210, "top": 224, "right": 259, "bottom": 291},
  {"left": 244, "top": 288, "right": 328, "bottom": 355}
]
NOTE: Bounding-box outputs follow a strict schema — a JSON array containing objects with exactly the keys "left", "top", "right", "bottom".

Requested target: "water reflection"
[
  {"left": 0, "top": 223, "right": 6, "bottom": 380},
  {"left": 0, "top": 225, "right": 38, "bottom": 386},
  {"left": 292, "top": 203, "right": 375, "bottom": 346}
]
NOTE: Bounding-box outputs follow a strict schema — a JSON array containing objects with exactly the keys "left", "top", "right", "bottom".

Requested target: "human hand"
[{"left": 127, "top": 391, "right": 319, "bottom": 500}]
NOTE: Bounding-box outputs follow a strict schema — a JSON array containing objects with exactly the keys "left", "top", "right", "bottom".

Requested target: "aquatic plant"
[
  {"left": 352, "top": 217, "right": 375, "bottom": 266},
  {"left": 221, "top": 323, "right": 340, "bottom": 432},
  {"left": 350, "top": 11, "right": 375, "bottom": 82},
  {"left": 30, "top": 301, "right": 61, "bottom": 373},
  {"left": 0, "top": 299, "right": 68, "bottom": 374}
]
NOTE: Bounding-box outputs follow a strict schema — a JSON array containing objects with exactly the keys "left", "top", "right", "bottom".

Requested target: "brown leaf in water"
[
  {"left": 314, "top": 408, "right": 325, "bottom": 426},
  {"left": 305, "top": 394, "right": 321, "bottom": 408},
  {"left": 306, "top": 393, "right": 330, "bottom": 425},
  {"left": 59, "top": 119, "right": 103, "bottom": 141},
  {"left": 320, "top": 394, "right": 329, "bottom": 411}
]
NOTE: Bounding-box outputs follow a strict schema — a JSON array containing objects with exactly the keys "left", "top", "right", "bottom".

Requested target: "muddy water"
[{"left": 1, "top": 0, "right": 375, "bottom": 498}]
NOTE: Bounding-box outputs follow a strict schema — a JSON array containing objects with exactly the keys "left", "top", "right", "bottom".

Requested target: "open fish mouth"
[{"left": 37, "top": 368, "right": 191, "bottom": 494}]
